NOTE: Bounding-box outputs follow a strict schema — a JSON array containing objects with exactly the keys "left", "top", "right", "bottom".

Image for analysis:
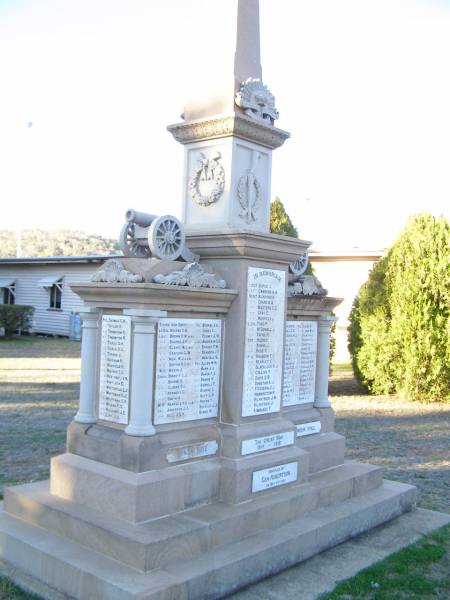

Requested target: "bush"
[
  {"left": 0, "top": 305, "right": 34, "bottom": 337},
  {"left": 349, "top": 214, "right": 450, "bottom": 402}
]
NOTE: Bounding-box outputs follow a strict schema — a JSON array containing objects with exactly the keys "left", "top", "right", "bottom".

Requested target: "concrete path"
[{"left": 227, "top": 508, "right": 450, "bottom": 600}]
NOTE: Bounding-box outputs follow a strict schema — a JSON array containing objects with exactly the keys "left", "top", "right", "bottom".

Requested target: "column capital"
[
  {"left": 318, "top": 315, "right": 337, "bottom": 332},
  {"left": 79, "top": 308, "right": 100, "bottom": 322}
]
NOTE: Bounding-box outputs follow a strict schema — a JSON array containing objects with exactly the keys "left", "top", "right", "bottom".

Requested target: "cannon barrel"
[{"left": 125, "top": 209, "right": 157, "bottom": 228}]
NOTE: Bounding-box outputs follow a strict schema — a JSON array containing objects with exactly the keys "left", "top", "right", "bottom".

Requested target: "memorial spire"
[
  {"left": 182, "top": 0, "right": 271, "bottom": 122},
  {"left": 234, "top": 0, "right": 262, "bottom": 92}
]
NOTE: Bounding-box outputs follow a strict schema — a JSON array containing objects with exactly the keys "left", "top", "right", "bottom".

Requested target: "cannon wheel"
[
  {"left": 119, "top": 222, "right": 152, "bottom": 258},
  {"left": 148, "top": 215, "right": 185, "bottom": 261},
  {"left": 290, "top": 251, "right": 309, "bottom": 276}
]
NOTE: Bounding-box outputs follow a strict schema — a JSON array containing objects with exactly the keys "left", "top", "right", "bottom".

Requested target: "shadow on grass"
[
  {"left": 0, "top": 381, "right": 79, "bottom": 403},
  {"left": 0, "top": 336, "right": 81, "bottom": 359},
  {"left": 329, "top": 376, "right": 368, "bottom": 396}
]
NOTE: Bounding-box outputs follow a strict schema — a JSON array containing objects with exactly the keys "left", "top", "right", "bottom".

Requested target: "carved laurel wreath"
[
  {"left": 237, "top": 171, "right": 261, "bottom": 223},
  {"left": 188, "top": 152, "right": 225, "bottom": 207}
]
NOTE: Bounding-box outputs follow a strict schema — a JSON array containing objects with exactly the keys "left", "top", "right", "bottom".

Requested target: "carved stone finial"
[
  {"left": 288, "top": 275, "right": 327, "bottom": 297},
  {"left": 91, "top": 259, "right": 144, "bottom": 283},
  {"left": 188, "top": 152, "right": 225, "bottom": 207},
  {"left": 153, "top": 263, "right": 226, "bottom": 289},
  {"left": 235, "top": 78, "right": 279, "bottom": 125}
]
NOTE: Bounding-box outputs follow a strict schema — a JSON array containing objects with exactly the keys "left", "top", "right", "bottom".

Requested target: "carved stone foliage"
[
  {"left": 153, "top": 263, "right": 226, "bottom": 289},
  {"left": 188, "top": 152, "right": 225, "bottom": 207},
  {"left": 237, "top": 171, "right": 261, "bottom": 224},
  {"left": 288, "top": 276, "right": 327, "bottom": 297},
  {"left": 235, "top": 78, "right": 279, "bottom": 125},
  {"left": 237, "top": 150, "right": 261, "bottom": 224},
  {"left": 167, "top": 114, "right": 290, "bottom": 150},
  {"left": 91, "top": 260, "right": 144, "bottom": 283}
]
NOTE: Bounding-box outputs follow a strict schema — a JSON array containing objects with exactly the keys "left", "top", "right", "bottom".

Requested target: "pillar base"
[
  {"left": 124, "top": 424, "right": 156, "bottom": 437},
  {"left": 74, "top": 412, "right": 97, "bottom": 424}
]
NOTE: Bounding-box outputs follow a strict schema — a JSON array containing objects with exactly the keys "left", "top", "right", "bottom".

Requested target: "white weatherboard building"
[
  {"left": 0, "top": 251, "right": 383, "bottom": 354},
  {"left": 0, "top": 256, "right": 116, "bottom": 336}
]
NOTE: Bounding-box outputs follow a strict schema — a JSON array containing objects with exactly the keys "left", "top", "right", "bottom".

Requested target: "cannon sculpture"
[{"left": 119, "top": 209, "right": 199, "bottom": 262}]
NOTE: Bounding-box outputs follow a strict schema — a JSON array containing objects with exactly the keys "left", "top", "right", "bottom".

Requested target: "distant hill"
[{"left": 0, "top": 229, "right": 121, "bottom": 258}]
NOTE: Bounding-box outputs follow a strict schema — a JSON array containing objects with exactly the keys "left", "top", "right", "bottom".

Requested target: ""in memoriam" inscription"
[
  {"left": 98, "top": 315, "right": 131, "bottom": 424},
  {"left": 242, "top": 267, "right": 286, "bottom": 417}
]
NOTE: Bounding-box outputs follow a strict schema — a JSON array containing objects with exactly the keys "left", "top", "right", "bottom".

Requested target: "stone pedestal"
[
  {"left": 0, "top": 240, "right": 417, "bottom": 600},
  {"left": 0, "top": 3, "right": 417, "bottom": 595}
]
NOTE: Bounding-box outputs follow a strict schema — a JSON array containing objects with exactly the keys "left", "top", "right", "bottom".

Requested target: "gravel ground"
[
  {"left": 330, "top": 365, "right": 450, "bottom": 514},
  {"left": 0, "top": 339, "right": 449, "bottom": 513}
]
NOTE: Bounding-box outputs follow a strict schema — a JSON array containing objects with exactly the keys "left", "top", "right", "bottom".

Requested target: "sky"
[{"left": 1, "top": 0, "right": 449, "bottom": 251}]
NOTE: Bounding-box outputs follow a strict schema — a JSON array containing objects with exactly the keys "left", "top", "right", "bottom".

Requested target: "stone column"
[
  {"left": 124, "top": 309, "right": 167, "bottom": 437},
  {"left": 75, "top": 308, "right": 100, "bottom": 424},
  {"left": 313, "top": 316, "right": 336, "bottom": 409}
]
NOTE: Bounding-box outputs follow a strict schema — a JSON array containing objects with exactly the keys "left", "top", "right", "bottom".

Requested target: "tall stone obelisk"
[{"left": 168, "top": 0, "right": 289, "bottom": 234}]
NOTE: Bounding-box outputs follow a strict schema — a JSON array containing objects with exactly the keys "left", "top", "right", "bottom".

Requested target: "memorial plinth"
[{"left": 0, "top": 1, "right": 416, "bottom": 598}]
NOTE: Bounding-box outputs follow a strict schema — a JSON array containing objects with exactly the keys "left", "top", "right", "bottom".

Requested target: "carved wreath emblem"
[
  {"left": 237, "top": 170, "right": 261, "bottom": 224},
  {"left": 188, "top": 151, "right": 225, "bottom": 207}
]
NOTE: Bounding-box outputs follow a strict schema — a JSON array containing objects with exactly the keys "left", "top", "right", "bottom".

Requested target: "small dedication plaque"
[
  {"left": 297, "top": 421, "right": 322, "bottom": 437},
  {"left": 98, "top": 315, "right": 131, "bottom": 424},
  {"left": 252, "top": 462, "right": 298, "bottom": 493},
  {"left": 154, "top": 319, "right": 222, "bottom": 424},
  {"left": 241, "top": 431, "right": 294, "bottom": 456},
  {"left": 166, "top": 441, "right": 218, "bottom": 464},
  {"left": 242, "top": 267, "right": 286, "bottom": 417},
  {"left": 282, "top": 320, "right": 318, "bottom": 406}
]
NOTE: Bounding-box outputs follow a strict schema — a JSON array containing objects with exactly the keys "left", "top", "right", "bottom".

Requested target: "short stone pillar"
[
  {"left": 313, "top": 315, "right": 337, "bottom": 409},
  {"left": 124, "top": 309, "right": 167, "bottom": 437},
  {"left": 75, "top": 308, "right": 100, "bottom": 424}
]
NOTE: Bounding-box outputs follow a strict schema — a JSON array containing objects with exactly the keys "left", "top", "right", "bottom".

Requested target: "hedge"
[
  {"left": 0, "top": 305, "right": 34, "bottom": 337},
  {"left": 348, "top": 214, "right": 450, "bottom": 402}
]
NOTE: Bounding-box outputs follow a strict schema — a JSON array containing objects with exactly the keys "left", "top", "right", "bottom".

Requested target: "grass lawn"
[
  {"left": 0, "top": 336, "right": 80, "bottom": 497},
  {"left": 0, "top": 340, "right": 449, "bottom": 599},
  {"left": 319, "top": 524, "right": 450, "bottom": 600}
]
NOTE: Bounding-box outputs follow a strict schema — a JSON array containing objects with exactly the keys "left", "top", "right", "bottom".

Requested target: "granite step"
[
  {"left": 4, "top": 461, "right": 383, "bottom": 572},
  {"left": 0, "top": 480, "right": 417, "bottom": 600}
]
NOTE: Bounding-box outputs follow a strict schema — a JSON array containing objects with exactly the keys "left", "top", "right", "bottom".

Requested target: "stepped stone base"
[{"left": 0, "top": 461, "right": 416, "bottom": 600}]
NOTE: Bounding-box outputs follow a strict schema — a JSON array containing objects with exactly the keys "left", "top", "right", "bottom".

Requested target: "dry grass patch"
[{"left": 0, "top": 336, "right": 80, "bottom": 495}]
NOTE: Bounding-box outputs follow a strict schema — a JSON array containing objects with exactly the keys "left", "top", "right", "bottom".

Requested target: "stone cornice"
[
  {"left": 186, "top": 229, "right": 311, "bottom": 264},
  {"left": 287, "top": 295, "right": 343, "bottom": 317},
  {"left": 167, "top": 113, "right": 290, "bottom": 149},
  {"left": 71, "top": 283, "right": 238, "bottom": 314}
]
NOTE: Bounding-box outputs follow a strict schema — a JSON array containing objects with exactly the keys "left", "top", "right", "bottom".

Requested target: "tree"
[
  {"left": 348, "top": 214, "right": 450, "bottom": 402},
  {"left": 270, "top": 197, "right": 298, "bottom": 237}
]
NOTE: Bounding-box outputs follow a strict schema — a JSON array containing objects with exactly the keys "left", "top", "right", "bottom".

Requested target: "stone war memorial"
[{"left": 0, "top": 2, "right": 416, "bottom": 599}]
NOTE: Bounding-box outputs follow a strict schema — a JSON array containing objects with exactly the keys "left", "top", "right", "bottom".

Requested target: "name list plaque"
[
  {"left": 98, "top": 315, "right": 131, "bottom": 424},
  {"left": 154, "top": 318, "right": 222, "bottom": 424},
  {"left": 282, "top": 320, "right": 318, "bottom": 406},
  {"left": 242, "top": 267, "right": 286, "bottom": 417}
]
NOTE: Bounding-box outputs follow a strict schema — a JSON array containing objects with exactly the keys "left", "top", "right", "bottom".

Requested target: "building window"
[
  {"left": 0, "top": 279, "right": 16, "bottom": 305},
  {"left": 49, "top": 282, "right": 62, "bottom": 309},
  {"left": 38, "top": 276, "right": 64, "bottom": 310},
  {"left": 3, "top": 284, "right": 15, "bottom": 305}
]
